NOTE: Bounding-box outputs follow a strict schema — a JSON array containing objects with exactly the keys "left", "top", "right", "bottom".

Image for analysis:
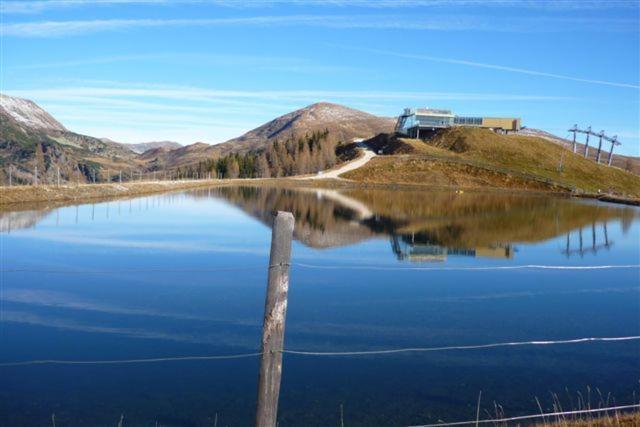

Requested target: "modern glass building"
[{"left": 395, "top": 107, "right": 521, "bottom": 138}]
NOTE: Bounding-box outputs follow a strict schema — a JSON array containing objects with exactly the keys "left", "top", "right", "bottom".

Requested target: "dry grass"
[
  {"left": 0, "top": 179, "right": 259, "bottom": 207},
  {"left": 533, "top": 411, "right": 640, "bottom": 426},
  {"left": 344, "top": 128, "right": 640, "bottom": 198}
]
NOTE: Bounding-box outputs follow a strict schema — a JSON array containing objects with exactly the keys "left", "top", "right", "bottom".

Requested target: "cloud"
[
  {"left": 3, "top": 0, "right": 637, "bottom": 14},
  {"left": 3, "top": 14, "right": 637, "bottom": 37},
  {"left": 343, "top": 47, "right": 640, "bottom": 90},
  {"left": 3, "top": 82, "right": 573, "bottom": 143},
  {"left": 8, "top": 85, "right": 573, "bottom": 103},
  {"left": 10, "top": 52, "right": 362, "bottom": 75}
]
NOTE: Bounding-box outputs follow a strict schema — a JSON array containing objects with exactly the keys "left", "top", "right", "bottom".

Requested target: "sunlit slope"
[{"left": 344, "top": 128, "right": 640, "bottom": 197}]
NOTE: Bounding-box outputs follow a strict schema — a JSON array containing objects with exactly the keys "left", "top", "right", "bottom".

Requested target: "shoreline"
[{"left": 1, "top": 179, "right": 638, "bottom": 210}]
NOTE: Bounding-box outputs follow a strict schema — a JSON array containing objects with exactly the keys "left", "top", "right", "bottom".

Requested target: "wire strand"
[
  {"left": 295, "top": 263, "right": 640, "bottom": 271},
  {"left": 2, "top": 263, "right": 638, "bottom": 274},
  {"left": 407, "top": 403, "right": 640, "bottom": 427},
  {"left": 1, "top": 336, "right": 637, "bottom": 367},
  {"left": 282, "top": 336, "right": 640, "bottom": 356},
  {"left": 0, "top": 352, "right": 263, "bottom": 367}
]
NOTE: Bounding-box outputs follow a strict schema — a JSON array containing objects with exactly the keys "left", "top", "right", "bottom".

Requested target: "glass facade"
[
  {"left": 395, "top": 108, "right": 519, "bottom": 136},
  {"left": 416, "top": 115, "right": 454, "bottom": 127},
  {"left": 454, "top": 116, "right": 483, "bottom": 126},
  {"left": 396, "top": 111, "right": 454, "bottom": 134}
]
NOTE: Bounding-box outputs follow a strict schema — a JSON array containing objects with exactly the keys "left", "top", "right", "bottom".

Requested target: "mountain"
[
  {"left": 142, "top": 102, "right": 396, "bottom": 171},
  {"left": 0, "top": 93, "right": 67, "bottom": 132},
  {"left": 140, "top": 142, "right": 213, "bottom": 171},
  {"left": 1, "top": 93, "right": 138, "bottom": 184},
  {"left": 102, "top": 139, "right": 182, "bottom": 154},
  {"left": 213, "top": 102, "right": 395, "bottom": 156}
]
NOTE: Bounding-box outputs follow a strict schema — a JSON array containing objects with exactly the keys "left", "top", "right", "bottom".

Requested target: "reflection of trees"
[
  {"left": 5, "top": 185, "right": 634, "bottom": 262},
  {"left": 189, "top": 186, "right": 376, "bottom": 248},
  {"left": 0, "top": 210, "right": 52, "bottom": 232},
  {"left": 202, "top": 186, "right": 638, "bottom": 261},
  {"left": 347, "top": 189, "right": 636, "bottom": 245}
]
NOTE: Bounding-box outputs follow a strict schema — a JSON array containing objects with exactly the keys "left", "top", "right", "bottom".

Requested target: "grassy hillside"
[{"left": 345, "top": 128, "right": 640, "bottom": 198}]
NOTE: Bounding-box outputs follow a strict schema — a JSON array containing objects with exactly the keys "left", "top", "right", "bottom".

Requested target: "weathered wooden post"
[
  {"left": 255, "top": 211, "right": 294, "bottom": 427},
  {"left": 8, "top": 166, "right": 12, "bottom": 186},
  {"left": 34, "top": 165, "right": 38, "bottom": 186}
]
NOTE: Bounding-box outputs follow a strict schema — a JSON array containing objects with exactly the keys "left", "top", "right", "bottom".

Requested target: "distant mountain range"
[
  {"left": 1, "top": 92, "right": 637, "bottom": 184},
  {"left": 99, "top": 138, "right": 183, "bottom": 154},
  {"left": 0, "top": 93, "right": 395, "bottom": 183},
  {"left": 0, "top": 94, "right": 138, "bottom": 184},
  {"left": 141, "top": 101, "right": 395, "bottom": 170}
]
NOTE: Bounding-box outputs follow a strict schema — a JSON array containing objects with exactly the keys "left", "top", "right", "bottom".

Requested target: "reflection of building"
[
  {"left": 395, "top": 108, "right": 521, "bottom": 138},
  {"left": 391, "top": 234, "right": 513, "bottom": 262}
]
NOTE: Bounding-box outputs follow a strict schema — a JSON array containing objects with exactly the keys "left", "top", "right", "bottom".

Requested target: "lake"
[{"left": 1, "top": 186, "right": 639, "bottom": 426}]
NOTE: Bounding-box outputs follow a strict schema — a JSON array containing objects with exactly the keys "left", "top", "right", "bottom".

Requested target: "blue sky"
[{"left": 1, "top": 0, "right": 639, "bottom": 155}]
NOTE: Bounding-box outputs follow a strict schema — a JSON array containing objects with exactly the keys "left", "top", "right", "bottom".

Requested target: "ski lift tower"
[
  {"left": 583, "top": 126, "right": 592, "bottom": 158},
  {"left": 595, "top": 130, "right": 606, "bottom": 163},
  {"left": 569, "top": 124, "right": 579, "bottom": 153},
  {"left": 604, "top": 135, "right": 621, "bottom": 166}
]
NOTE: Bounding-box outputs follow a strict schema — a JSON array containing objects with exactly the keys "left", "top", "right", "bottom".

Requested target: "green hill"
[{"left": 344, "top": 128, "right": 640, "bottom": 198}]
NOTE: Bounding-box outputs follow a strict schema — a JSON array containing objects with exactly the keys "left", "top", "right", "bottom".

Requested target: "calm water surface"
[{"left": 1, "top": 186, "right": 639, "bottom": 426}]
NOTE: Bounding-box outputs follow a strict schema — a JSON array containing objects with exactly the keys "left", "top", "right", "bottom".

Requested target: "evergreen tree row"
[{"left": 178, "top": 129, "right": 338, "bottom": 179}]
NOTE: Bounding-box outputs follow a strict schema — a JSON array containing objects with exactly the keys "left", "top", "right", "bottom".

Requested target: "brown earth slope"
[{"left": 344, "top": 128, "right": 640, "bottom": 198}]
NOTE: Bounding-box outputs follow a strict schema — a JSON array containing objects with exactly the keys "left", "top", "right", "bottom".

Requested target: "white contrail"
[{"left": 341, "top": 47, "right": 640, "bottom": 90}]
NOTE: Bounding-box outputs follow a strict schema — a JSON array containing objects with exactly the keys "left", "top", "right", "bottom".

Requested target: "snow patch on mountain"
[{"left": 0, "top": 94, "right": 66, "bottom": 132}]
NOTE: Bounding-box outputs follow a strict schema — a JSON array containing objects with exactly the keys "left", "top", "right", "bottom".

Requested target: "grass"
[
  {"left": 344, "top": 128, "right": 640, "bottom": 199},
  {"left": 534, "top": 412, "right": 640, "bottom": 426}
]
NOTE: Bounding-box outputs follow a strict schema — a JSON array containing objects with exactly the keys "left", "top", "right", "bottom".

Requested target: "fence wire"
[
  {"left": 1, "top": 336, "right": 638, "bottom": 367},
  {"left": 2, "top": 263, "right": 639, "bottom": 275},
  {"left": 407, "top": 403, "right": 640, "bottom": 427}
]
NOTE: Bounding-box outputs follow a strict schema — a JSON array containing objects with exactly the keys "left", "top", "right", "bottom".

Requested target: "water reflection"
[
  {"left": 2, "top": 186, "right": 637, "bottom": 262},
  {"left": 203, "top": 186, "right": 637, "bottom": 261},
  {"left": 2, "top": 185, "right": 639, "bottom": 426}
]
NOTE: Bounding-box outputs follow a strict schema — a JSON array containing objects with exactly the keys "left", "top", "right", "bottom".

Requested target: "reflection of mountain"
[
  {"left": 3, "top": 186, "right": 636, "bottom": 263},
  {"left": 203, "top": 186, "right": 638, "bottom": 261},
  {"left": 0, "top": 209, "right": 52, "bottom": 232},
  {"left": 189, "top": 186, "right": 377, "bottom": 248}
]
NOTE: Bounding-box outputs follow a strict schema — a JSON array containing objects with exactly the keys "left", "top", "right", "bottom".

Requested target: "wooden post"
[
  {"left": 57, "top": 166, "right": 60, "bottom": 186},
  {"left": 34, "top": 165, "right": 38, "bottom": 186},
  {"left": 255, "top": 211, "right": 294, "bottom": 427},
  {"left": 8, "top": 166, "right": 12, "bottom": 186}
]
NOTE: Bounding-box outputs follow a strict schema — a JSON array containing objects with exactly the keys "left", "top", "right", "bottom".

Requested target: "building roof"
[{"left": 415, "top": 108, "right": 454, "bottom": 117}]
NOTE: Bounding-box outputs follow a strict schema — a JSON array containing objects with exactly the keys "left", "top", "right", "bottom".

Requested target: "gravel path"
[{"left": 301, "top": 143, "right": 377, "bottom": 180}]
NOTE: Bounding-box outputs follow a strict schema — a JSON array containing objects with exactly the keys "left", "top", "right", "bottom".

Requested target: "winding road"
[{"left": 300, "top": 142, "right": 377, "bottom": 180}]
